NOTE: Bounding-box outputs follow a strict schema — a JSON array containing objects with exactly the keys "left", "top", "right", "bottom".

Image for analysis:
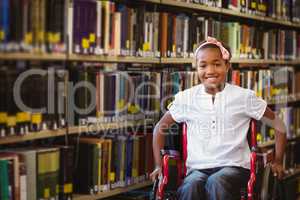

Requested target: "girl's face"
[{"left": 196, "top": 48, "right": 230, "bottom": 94}]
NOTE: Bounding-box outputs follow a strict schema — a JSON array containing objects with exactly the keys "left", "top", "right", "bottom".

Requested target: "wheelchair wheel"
[{"left": 164, "top": 191, "right": 178, "bottom": 200}]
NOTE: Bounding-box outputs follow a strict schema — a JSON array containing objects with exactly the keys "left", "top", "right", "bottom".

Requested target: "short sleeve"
[
  {"left": 245, "top": 90, "right": 267, "bottom": 120},
  {"left": 168, "top": 92, "right": 188, "bottom": 123}
]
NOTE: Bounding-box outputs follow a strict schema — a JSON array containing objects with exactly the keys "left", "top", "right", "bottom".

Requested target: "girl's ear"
[{"left": 225, "top": 62, "right": 231, "bottom": 72}]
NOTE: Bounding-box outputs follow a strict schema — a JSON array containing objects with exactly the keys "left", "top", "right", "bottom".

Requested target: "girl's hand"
[
  {"left": 271, "top": 161, "right": 284, "bottom": 180},
  {"left": 150, "top": 166, "right": 162, "bottom": 182}
]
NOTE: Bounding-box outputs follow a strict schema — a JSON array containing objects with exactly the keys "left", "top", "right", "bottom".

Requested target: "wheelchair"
[{"left": 152, "top": 120, "right": 265, "bottom": 200}]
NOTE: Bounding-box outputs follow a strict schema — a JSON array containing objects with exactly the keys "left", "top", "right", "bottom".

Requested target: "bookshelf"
[
  {"left": 283, "top": 168, "right": 300, "bottom": 180},
  {"left": 0, "top": 0, "right": 300, "bottom": 199},
  {"left": 0, "top": 119, "right": 155, "bottom": 145},
  {"left": 73, "top": 181, "right": 152, "bottom": 200},
  {"left": 220, "top": 8, "right": 300, "bottom": 28},
  {"left": 267, "top": 95, "right": 300, "bottom": 105},
  {"left": 159, "top": 0, "right": 222, "bottom": 14},
  {"left": 0, "top": 52, "right": 66, "bottom": 61},
  {"left": 1, "top": 52, "right": 300, "bottom": 66},
  {"left": 0, "top": 128, "right": 67, "bottom": 145},
  {"left": 158, "top": 0, "right": 300, "bottom": 29},
  {"left": 258, "top": 135, "right": 300, "bottom": 148},
  {"left": 68, "top": 54, "right": 160, "bottom": 64},
  {"left": 161, "top": 57, "right": 300, "bottom": 65}
]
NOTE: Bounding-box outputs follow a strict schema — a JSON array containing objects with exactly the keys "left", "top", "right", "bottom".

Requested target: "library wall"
[{"left": 0, "top": 0, "right": 300, "bottom": 200}]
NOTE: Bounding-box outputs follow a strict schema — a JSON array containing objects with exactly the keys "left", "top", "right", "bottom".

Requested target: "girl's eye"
[
  {"left": 198, "top": 64, "right": 206, "bottom": 68},
  {"left": 215, "top": 63, "right": 221, "bottom": 66}
]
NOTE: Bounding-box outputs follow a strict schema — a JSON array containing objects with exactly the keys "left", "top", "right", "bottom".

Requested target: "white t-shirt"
[{"left": 169, "top": 83, "right": 267, "bottom": 170}]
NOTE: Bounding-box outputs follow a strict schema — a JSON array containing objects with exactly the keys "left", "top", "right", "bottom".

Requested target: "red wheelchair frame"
[{"left": 154, "top": 120, "right": 258, "bottom": 200}]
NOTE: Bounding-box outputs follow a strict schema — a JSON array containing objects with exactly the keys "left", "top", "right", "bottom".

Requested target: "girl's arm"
[
  {"left": 261, "top": 107, "right": 287, "bottom": 179},
  {"left": 150, "top": 111, "right": 176, "bottom": 181}
]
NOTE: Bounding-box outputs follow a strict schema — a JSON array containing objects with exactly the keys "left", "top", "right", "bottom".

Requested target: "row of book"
[
  {"left": 0, "top": 131, "right": 156, "bottom": 199},
  {"left": 0, "top": 0, "right": 67, "bottom": 53},
  {"left": 255, "top": 141, "right": 300, "bottom": 200},
  {"left": 0, "top": 66, "right": 67, "bottom": 137},
  {"left": 70, "top": 1, "right": 300, "bottom": 59},
  {"left": 70, "top": 68, "right": 161, "bottom": 125},
  {"left": 1, "top": 0, "right": 300, "bottom": 60},
  {"left": 71, "top": 64, "right": 300, "bottom": 126},
  {"left": 70, "top": 66, "right": 201, "bottom": 125},
  {"left": 178, "top": 0, "right": 300, "bottom": 22},
  {"left": 166, "top": 16, "right": 300, "bottom": 59},
  {"left": 230, "top": 66, "right": 300, "bottom": 101},
  {"left": 278, "top": 106, "right": 300, "bottom": 139},
  {"left": 1, "top": 63, "right": 299, "bottom": 137},
  {"left": 74, "top": 132, "right": 154, "bottom": 194},
  {"left": 0, "top": 146, "right": 73, "bottom": 200},
  {"left": 72, "top": 1, "right": 159, "bottom": 57},
  {"left": 256, "top": 106, "right": 300, "bottom": 143},
  {"left": 73, "top": 1, "right": 300, "bottom": 59}
]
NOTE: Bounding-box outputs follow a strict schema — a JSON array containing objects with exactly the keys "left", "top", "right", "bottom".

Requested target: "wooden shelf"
[
  {"left": 220, "top": 9, "right": 300, "bottom": 28},
  {"left": 160, "top": 0, "right": 300, "bottom": 29},
  {"left": 258, "top": 140, "right": 275, "bottom": 148},
  {"left": 267, "top": 95, "right": 300, "bottom": 105},
  {"left": 1, "top": 52, "right": 300, "bottom": 65},
  {"left": 0, "top": 53, "right": 160, "bottom": 64},
  {"left": 283, "top": 168, "right": 300, "bottom": 180},
  {"left": 161, "top": 57, "right": 300, "bottom": 65},
  {"left": 160, "top": 0, "right": 221, "bottom": 13},
  {"left": 0, "top": 52, "right": 66, "bottom": 61},
  {"left": 230, "top": 59, "right": 300, "bottom": 65},
  {"left": 0, "top": 128, "right": 67, "bottom": 145},
  {"left": 144, "top": 0, "right": 161, "bottom": 3},
  {"left": 160, "top": 57, "right": 193, "bottom": 64},
  {"left": 0, "top": 119, "right": 155, "bottom": 145},
  {"left": 68, "top": 54, "right": 160, "bottom": 64},
  {"left": 258, "top": 135, "right": 300, "bottom": 148},
  {"left": 73, "top": 181, "right": 152, "bottom": 200}
]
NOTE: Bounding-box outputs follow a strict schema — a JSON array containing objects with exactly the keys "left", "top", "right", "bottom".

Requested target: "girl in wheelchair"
[{"left": 150, "top": 37, "right": 287, "bottom": 200}]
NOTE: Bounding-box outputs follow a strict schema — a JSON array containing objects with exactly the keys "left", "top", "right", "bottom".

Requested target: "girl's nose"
[{"left": 206, "top": 64, "right": 216, "bottom": 74}]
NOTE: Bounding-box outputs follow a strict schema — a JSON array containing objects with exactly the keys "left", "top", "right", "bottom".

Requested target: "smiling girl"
[{"left": 150, "top": 37, "right": 287, "bottom": 200}]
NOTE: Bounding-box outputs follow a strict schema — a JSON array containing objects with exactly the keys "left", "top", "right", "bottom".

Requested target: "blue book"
[{"left": 1, "top": 0, "right": 9, "bottom": 43}]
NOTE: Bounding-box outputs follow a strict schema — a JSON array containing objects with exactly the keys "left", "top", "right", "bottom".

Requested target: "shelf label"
[
  {"left": 128, "top": 104, "right": 140, "bottom": 114},
  {"left": 82, "top": 38, "right": 90, "bottom": 49},
  {"left": 38, "top": 31, "right": 45, "bottom": 42},
  {"left": 0, "top": 112, "right": 7, "bottom": 124},
  {"left": 7, "top": 116, "right": 16, "bottom": 127},
  {"left": 64, "top": 183, "right": 73, "bottom": 193},
  {"left": 256, "top": 133, "right": 262, "bottom": 143},
  {"left": 44, "top": 188, "right": 50, "bottom": 199},
  {"left": 110, "top": 172, "right": 116, "bottom": 182},
  {"left": 48, "top": 32, "right": 54, "bottom": 43},
  {"left": 25, "top": 32, "right": 33, "bottom": 44},
  {"left": 53, "top": 33, "right": 61, "bottom": 43},
  {"left": 143, "top": 43, "right": 150, "bottom": 51},
  {"left": 117, "top": 99, "right": 126, "bottom": 111},
  {"left": 89, "top": 33, "right": 96, "bottom": 43},
  {"left": 0, "top": 30, "right": 4, "bottom": 41},
  {"left": 31, "top": 113, "right": 42, "bottom": 124}
]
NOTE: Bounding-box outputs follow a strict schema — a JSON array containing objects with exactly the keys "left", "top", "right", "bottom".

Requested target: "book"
[
  {"left": 0, "top": 152, "right": 20, "bottom": 200},
  {"left": 36, "top": 148, "right": 60, "bottom": 200},
  {"left": 59, "top": 146, "right": 74, "bottom": 200}
]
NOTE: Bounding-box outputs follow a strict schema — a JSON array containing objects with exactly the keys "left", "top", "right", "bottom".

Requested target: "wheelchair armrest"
[
  {"left": 247, "top": 151, "right": 257, "bottom": 200},
  {"left": 160, "top": 149, "right": 181, "bottom": 158},
  {"left": 155, "top": 149, "right": 183, "bottom": 200}
]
